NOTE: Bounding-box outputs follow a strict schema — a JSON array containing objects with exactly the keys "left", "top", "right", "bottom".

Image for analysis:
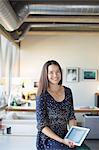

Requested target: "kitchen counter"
[{"left": 5, "top": 103, "right": 99, "bottom": 114}]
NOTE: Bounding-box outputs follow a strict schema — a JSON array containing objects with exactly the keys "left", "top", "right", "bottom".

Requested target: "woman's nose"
[{"left": 53, "top": 72, "right": 57, "bottom": 77}]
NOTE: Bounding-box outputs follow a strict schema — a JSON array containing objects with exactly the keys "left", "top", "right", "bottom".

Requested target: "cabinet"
[
  {"left": 95, "top": 93, "right": 99, "bottom": 107},
  {"left": 83, "top": 114, "right": 99, "bottom": 139}
]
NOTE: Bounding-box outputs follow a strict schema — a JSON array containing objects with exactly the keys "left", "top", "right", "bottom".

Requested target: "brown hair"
[{"left": 37, "top": 60, "right": 63, "bottom": 96}]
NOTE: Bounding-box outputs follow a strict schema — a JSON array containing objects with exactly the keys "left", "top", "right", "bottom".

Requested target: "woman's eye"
[
  {"left": 56, "top": 71, "right": 60, "bottom": 74},
  {"left": 48, "top": 72, "right": 53, "bottom": 74},
  {"left": 48, "top": 71, "right": 60, "bottom": 75}
]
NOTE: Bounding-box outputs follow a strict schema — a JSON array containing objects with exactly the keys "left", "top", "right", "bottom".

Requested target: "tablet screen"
[{"left": 65, "top": 126, "right": 90, "bottom": 146}]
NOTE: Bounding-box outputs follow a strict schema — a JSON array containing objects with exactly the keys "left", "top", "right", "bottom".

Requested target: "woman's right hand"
[{"left": 62, "top": 138, "right": 76, "bottom": 148}]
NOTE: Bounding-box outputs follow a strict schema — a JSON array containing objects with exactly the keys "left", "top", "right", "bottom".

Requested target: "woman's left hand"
[{"left": 62, "top": 138, "right": 76, "bottom": 148}]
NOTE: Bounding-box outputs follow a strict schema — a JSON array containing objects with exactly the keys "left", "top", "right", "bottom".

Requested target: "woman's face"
[{"left": 47, "top": 64, "right": 61, "bottom": 85}]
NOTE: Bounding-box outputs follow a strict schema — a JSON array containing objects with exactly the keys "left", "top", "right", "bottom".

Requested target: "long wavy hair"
[{"left": 37, "top": 60, "right": 63, "bottom": 96}]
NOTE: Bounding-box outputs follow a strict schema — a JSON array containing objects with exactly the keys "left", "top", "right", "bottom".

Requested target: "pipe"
[
  {"left": 0, "top": 0, "right": 29, "bottom": 31},
  {"left": 1, "top": 2, "right": 99, "bottom": 32},
  {"left": 1, "top": 1, "right": 99, "bottom": 42},
  {"left": 29, "top": 4, "right": 99, "bottom": 15},
  {"left": 0, "top": 0, "right": 20, "bottom": 31}
]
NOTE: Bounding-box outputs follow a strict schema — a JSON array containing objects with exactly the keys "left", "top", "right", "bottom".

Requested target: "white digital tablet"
[{"left": 65, "top": 126, "right": 90, "bottom": 146}]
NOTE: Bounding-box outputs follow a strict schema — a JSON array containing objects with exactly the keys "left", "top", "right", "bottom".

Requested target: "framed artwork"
[
  {"left": 82, "top": 69, "right": 97, "bottom": 81},
  {"left": 66, "top": 67, "right": 79, "bottom": 82}
]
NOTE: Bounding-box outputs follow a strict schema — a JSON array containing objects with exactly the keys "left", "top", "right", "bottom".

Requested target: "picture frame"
[
  {"left": 66, "top": 67, "right": 79, "bottom": 82},
  {"left": 82, "top": 69, "right": 97, "bottom": 81}
]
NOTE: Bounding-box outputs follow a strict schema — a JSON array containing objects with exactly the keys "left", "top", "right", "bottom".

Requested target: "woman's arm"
[
  {"left": 67, "top": 88, "right": 77, "bottom": 128},
  {"left": 69, "top": 119, "right": 77, "bottom": 128},
  {"left": 42, "top": 126, "right": 63, "bottom": 143},
  {"left": 42, "top": 126, "right": 75, "bottom": 148}
]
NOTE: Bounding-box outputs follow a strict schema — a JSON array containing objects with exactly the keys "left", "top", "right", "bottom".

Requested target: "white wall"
[{"left": 20, "top": 32, "right": 99, "bottom": 107}]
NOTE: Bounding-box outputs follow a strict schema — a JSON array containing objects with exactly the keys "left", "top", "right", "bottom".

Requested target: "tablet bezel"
[{"left": 65, "top": 126, "right": 90, "bottom": 146}]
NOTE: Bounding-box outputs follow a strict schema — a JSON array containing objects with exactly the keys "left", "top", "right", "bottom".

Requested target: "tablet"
[{"left": 65, "top": 126, "right": 90, "bottom": 146}]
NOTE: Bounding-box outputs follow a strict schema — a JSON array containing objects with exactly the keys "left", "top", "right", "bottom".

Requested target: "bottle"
[
  {"left": 13, "top": 97, "right": 17, "bottom": 106},
  {"left": 22, "top": 82, "right": 25, "bottom": 88},
  {"left": 22, "top": 82, "right": 25, "bottom": 99}
]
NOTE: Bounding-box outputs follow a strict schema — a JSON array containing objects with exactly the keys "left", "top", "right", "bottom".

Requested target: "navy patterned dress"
[{"left": 36, "top": 86, "right": 76, "bottom": 150}]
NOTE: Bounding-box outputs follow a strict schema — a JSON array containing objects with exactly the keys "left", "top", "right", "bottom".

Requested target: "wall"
[{"left": 20, "top": 32, "right": 99, "bottom": 107}]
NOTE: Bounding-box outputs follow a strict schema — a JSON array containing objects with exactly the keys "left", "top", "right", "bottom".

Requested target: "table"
[
  {"left": 74, "top": 107, "right": 99, "bottom": 113},
  {"left": 5, "top": 106, "right": 36, "bottom": 112},
  {"left": 5, "top": 105, "right": 99, "bottom": 114},
  {"left": 5, "top": 100, "right": 36, "bottom": 112}
]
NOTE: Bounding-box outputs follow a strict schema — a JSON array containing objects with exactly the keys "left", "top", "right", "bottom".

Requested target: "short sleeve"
[{"left": 36, "top": 94, "right": 49, "bottom": 131}]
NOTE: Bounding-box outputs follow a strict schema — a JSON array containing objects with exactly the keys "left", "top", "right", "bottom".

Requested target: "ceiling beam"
[{"left": 26, "top": 15, "right": 99, "bottom": 23}]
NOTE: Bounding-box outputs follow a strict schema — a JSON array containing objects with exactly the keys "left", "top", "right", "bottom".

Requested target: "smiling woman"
[{"left": 36, "top": 60, "right": 77, "bottom": 150}]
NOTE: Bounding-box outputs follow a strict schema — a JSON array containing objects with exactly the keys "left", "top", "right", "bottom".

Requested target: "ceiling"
[{"left": 1, "top": 0, "right": 99, "bottom": 43}]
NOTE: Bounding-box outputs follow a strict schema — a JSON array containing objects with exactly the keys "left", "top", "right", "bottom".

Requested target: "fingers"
[
  {"left": 63, "top": 139, "right": 76, "bottom": 148},
  {"left": 68, "top": 140, "right": 75, "bottom": 148}
]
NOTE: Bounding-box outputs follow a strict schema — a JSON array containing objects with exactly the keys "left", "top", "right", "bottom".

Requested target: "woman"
[{"left": 36, "top": 60, "right": 77, "bottom": 150}]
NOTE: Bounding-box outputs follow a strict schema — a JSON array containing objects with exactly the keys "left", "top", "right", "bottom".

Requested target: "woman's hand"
[{"left": 62, "top": 138, "right": 76, "bottom": 148}]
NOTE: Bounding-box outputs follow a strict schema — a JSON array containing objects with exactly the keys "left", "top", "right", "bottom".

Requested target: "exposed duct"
[
  {"left": 1, "top": 0, "right": 99, "bottom": 42},
  {"left": 0, "top": 0, "right": 29, "bottom": 31},
  {"left": 29, "top": 4, "right": 99, "bottom": 15},
  {"left": 1, "top": 1, "right": 99, "bottom": 32},
  {"left": 8, "top": 22, "right": 99, "bottom": 42}
]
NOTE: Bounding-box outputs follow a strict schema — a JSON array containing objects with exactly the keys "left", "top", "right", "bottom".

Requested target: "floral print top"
[{"left": 36, "top": 86, "right": 76, "bottom": 148}]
